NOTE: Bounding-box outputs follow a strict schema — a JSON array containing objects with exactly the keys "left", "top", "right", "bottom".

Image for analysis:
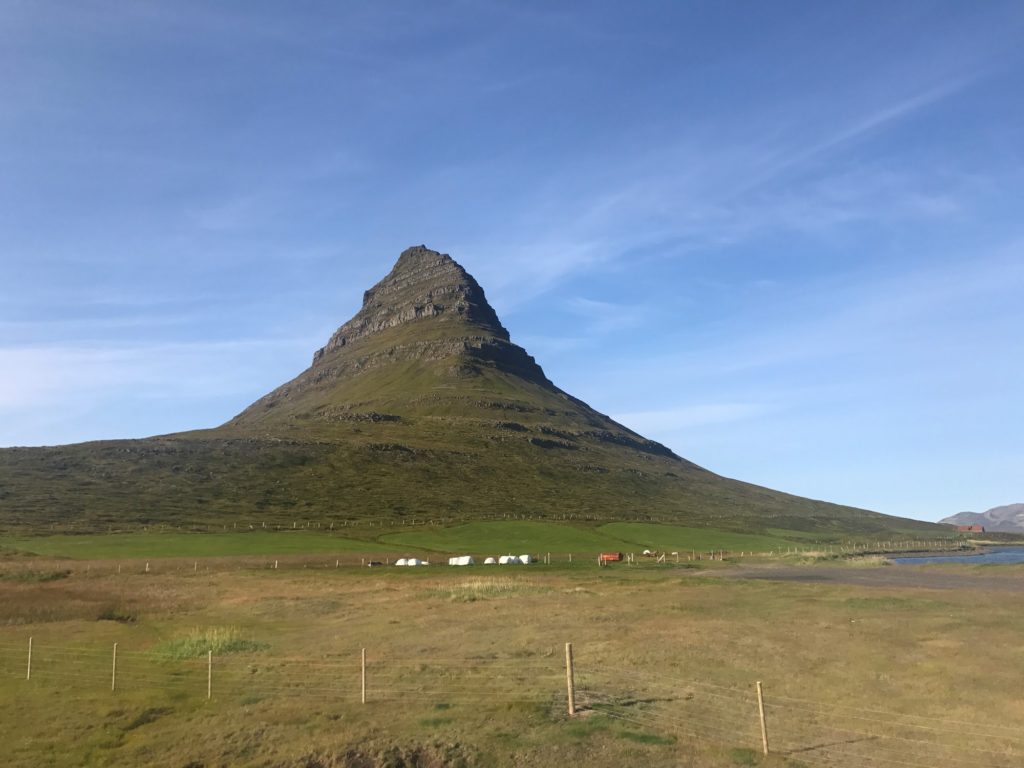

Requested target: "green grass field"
[
  {"left": 0, "top": 522, "right": 812, "bottom": 561},
  {"left": 0, "top": 531, "right": 382, "bottom": 559},
  {"left": 383, "top": 521, "right": 798, "bottom": 554}
]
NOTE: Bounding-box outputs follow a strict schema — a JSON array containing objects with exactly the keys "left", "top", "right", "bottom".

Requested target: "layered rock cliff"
[
  {"left": 314, "top": 245, "right": 510, "bottom": 358},
  {"left": 230, "top": 246, "right": 556, "bottom": 424}
]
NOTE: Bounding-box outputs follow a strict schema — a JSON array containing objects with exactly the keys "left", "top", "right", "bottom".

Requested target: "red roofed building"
[{"left": 957, "top": 525, "right": 985, "bottom": 533}]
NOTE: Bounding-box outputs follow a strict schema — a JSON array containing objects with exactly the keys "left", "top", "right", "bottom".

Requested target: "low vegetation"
[
  {"left": 0, "top": 520, "right": 950, "bottom": 562},
  {"left": 430, "top": 577, "right": 551, "bottom": 602},
  {"left": 153, "top": 627, "right": 268, "bottom": 659},
  {"left": 0, "top": 569, "right": 70, "bottom": 583},
  {"left": 0, "top": 545, "right": 1020, "bottom": 767}
]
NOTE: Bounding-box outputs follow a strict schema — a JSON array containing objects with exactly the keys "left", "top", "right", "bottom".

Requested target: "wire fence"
[
  {"left": 1, "top": 637, "right": 1018, "bottom": 766},
  {"left": 0, "top": 537, "right": 973, "bottom": 582},
  {"left": 6, "top": 512, "right": 968, "bottom": 545},
  {"left": 573, "top": 655, "right": 1024, "bottom": 767}
]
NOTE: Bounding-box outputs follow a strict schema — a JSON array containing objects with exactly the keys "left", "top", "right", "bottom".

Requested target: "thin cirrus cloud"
[
  {"left": 739, "top": 77, "right": 978, "bottom": 194},
  {"left": 0, "top": 339, "right": 310, "bottom": 411},
  {"left": 465, "top": 81, "right": 988, "bottom": 311},
  {"left": 613, "top": 403, "right": 770, "bottom": 437}
]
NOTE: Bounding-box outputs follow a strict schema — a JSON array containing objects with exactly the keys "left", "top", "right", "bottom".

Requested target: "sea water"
[{"left": 890, "top": 546, "right": 1024, "bottom": 566}]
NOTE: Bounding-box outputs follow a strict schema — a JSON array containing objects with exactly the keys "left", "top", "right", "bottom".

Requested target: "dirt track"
[{"left": 709, "top": 564, "right": 1024, "bottom": 592}]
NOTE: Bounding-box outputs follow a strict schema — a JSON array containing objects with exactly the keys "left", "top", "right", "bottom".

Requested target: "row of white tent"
[
  {"left": 391, "top": 555, "right": 536, "bottom": 567},
  {"left": 447, "top": 554, "right": 534, "bottom": 566}
]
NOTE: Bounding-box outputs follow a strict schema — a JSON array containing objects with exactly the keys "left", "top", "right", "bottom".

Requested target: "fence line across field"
[
  {"left": 580, "top": 658, "right": 1024, "bottom": 742},
  {"left": 2, "top": 636, "right": 1018, "bottom": 766},
  {"left": 0, "top": 538, "right": 971, "bottom": 580}
]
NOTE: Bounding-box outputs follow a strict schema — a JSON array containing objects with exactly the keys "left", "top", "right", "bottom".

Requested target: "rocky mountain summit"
[
  {"left": 232, "top": 246, "right": 556, "bottom": 425},
  {"left": 317, "top": 245, "right": 510, "bottom": 356},
  {"left": 0, "top": 245, "right": 944, "bottom": 534},
  {"left": 940, "top": 504, "right": 1024, "bottom": 532}
]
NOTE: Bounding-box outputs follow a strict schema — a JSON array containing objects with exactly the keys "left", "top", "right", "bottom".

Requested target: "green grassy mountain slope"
[{"left": 0, "top": 246, "right": 941, "bottom": 535}]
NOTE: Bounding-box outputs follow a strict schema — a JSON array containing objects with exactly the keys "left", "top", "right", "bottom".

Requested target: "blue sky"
[{"left": 1, "top": 1, "right": 1021, "bottom": 521}]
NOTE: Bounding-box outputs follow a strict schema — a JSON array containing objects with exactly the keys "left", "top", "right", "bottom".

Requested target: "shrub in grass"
[
  {"left": 430, "top": 578, "right": 550, "bottom": 602},
  {"left": 0, "top": 569, "right": 71, "bottom": 582},
  {"left": 730, "top": 747, "right": 760, "bottom": 766},
  {"left": 419, "top": 716, "right": 453, "bottom": 727},
  {"left": 845, "top": 554, "right": 891, "bottom": 567},
  {"left": 153, "top": 627, "right": 268, "bottom": 659},
  {"left": 97, "top": 605, "right": 137, "bottom": 623},
  {"left": 124, "top": 707, "right": 173, "bottom": 731},
  {"left": 618, "top": 730, "right": 675, "bottom": 745}
]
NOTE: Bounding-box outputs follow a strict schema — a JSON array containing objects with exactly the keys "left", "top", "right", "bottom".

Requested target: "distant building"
[{"left": 957, "top": 525, "right": 985, "bottom": 533}]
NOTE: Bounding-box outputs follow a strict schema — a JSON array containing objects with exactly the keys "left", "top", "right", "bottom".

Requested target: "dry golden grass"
[{"left": 0, "top": 558, "right": 1021, "bottom": 766}]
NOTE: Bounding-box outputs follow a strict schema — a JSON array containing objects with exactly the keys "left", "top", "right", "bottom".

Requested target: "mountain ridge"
[
  {"left": 0, "top": 246, "right": 942, "bottom": 536},
  {"left": 940, "top": 504, "right": 1024, "bottom": 532}
]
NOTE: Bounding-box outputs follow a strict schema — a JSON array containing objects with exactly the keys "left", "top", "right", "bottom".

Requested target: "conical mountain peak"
[
  {"left": 231, "top": 246, "right": 555, "bottom": 425},
  {"left": 313, "top": 245, "right": 508, "bottom": 363},
  {"left": 0, "top": 244, "right": 943, "bottom": 538}
]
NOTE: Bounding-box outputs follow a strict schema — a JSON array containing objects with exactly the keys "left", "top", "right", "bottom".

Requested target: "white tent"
[
  {"left": 518, "top": 554, "right": 533, "bottom": 564},
  {"left": 448, "top": 555, "right": 475, "bottom": 566},
  {"left": 498, "top": 555, "right": 520, "bottom": 565},
  {"left": 395, "top": 558, "right": 408, "bottom": 566},
  {"left": 484, "top": 557, "right": 497, "bottom": 564}
]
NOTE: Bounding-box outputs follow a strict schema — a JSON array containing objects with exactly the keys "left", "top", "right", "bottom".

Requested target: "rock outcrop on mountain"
[
  {"left": 0, "top": 245, "right": 945, "bottom": 535},
  {"left": 940, "top": 504, "right": 1024, "bottom": 532}
]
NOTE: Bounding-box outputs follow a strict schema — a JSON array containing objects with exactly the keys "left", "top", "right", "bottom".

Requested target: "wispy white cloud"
[
  {"left": 613, "top": 403, "right": 771, "bottom": 435},
  {"left": 461, "top": 63, "right": 1000, "bottom": 312},
  {"left": 469, "top": 239, "right": 613, "bottom": 311},
  {"left": 738, "top": 78, "right": 977, "bottom": 194},
  {"left": 0, "top": 339, "right": 309, "bottom": 410},
  {"left": 563, "top": 296, "right": 649, "bottom": 335}
]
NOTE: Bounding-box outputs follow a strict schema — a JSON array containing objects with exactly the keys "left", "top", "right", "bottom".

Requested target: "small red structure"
[
  {"left": 599, "top": 552, "right": 623, "bottom": 563},
  {"left": 957, "top": 525, "right": 985, "bottom": 533}
]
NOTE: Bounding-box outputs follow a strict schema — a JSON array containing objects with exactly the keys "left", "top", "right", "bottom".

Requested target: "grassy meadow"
[
  {"left": 0, "top": 530, "right": 1021, "bottom": 767},
  {"left": 0, "top": 520, "right": 886, "bottom": 562}
]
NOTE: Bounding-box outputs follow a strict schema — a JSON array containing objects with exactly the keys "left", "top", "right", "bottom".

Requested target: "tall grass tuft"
[
  {"left": 153, "top": 626, "right": 268, "bottom": 659},
  {"left": 431, "top": 578, "right": 548, "bottom": 602},
  {"left": 845, "top": 554, "right": 891, "bottom": 567}
]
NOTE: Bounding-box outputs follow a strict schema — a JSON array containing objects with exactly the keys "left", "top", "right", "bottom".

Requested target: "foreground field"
[{"left": 1, "top": 546, "right": 1021, "bottom": 767}]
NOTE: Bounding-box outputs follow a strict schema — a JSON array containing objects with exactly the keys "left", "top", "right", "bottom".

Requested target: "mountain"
[
  {"left": 940, "top": 504, "right": 1024, "bottom": 532},
  {"left": 0, "top": 246, "right": 941, "bottom": 535}
]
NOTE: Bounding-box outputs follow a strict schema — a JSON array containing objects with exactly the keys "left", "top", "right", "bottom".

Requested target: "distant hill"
[
  {"left": 940, "top": 504, "right": 1024, "bottom": 532},
  {"left": 0, "top": 246, "right": 943, "bottom": 536}
]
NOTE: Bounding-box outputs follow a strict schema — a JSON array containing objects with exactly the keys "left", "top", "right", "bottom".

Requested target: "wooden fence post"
[
  {"left": 207, "top": 650, "right": 212, "bottom": 700},
  {"left": 361, "top": 648, "right": 366, "bottom": 704},
  {"left": 111, "top": 643, "right": 118, "bottom": 691},
  {"left": 565, "top": 642, "right": 576, "bottom": 716},
  {"left": 756, "top": 681, "right": 769, "bottom": 755},
  {"left": 26, "top": 636, "right": 32, "bottom": 680}
]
